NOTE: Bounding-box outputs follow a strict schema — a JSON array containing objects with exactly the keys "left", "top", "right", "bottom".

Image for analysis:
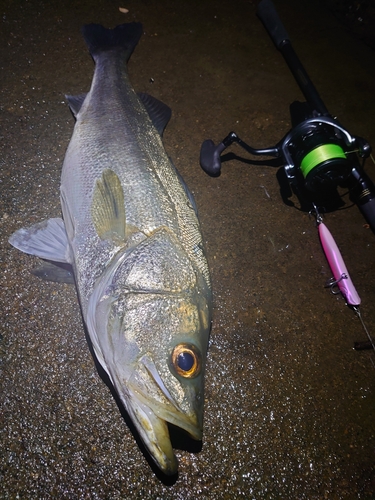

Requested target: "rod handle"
[
  {"left": 350, "top": 167, "right": 375, "bottom": 233},
  {"left": 257, "top": 0, "right": 290, "bottom": 48}
]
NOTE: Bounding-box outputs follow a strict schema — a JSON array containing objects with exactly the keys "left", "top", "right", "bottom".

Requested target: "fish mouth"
[{"left": 124, "top": 354, "right": 202, "bottom": 475}]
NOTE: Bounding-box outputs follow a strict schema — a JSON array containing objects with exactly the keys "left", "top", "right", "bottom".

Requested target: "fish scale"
[
  {"left": 61, "top": 63, "right": 178, "bottom": 301},
  {"left": 63, "top": 49, "right": 210, "bottom": 305}
]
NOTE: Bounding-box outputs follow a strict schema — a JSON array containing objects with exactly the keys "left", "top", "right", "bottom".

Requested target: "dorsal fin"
[{"left": 138, "top": 93, "right": 172, "bottom": 136}]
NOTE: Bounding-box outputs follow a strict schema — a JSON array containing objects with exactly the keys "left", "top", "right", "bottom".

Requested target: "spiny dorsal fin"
[
  {"left": 138, "top": 93, "right": 172, "bottom": 136},
  {"left": 91, "top": 169, "right": 126, "bottom": 243}
]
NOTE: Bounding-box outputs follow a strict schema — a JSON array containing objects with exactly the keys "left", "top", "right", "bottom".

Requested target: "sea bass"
[{"left": 9, "top": 23, "right": 212, "bottom": 475}]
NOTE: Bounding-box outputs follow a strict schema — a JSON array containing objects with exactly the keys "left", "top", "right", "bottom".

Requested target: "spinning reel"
[{"left": 200, "top": 0, "right": 375, "bottom": 231}]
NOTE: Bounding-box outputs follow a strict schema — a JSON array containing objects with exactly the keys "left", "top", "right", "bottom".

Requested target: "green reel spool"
[{"left": 300, "top": 144, "right": 347, "bottom": 179}]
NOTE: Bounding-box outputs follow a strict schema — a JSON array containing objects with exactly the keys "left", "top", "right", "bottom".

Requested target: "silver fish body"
[{"left": 9, "top": 23, "right": 212, "bottom": 475}]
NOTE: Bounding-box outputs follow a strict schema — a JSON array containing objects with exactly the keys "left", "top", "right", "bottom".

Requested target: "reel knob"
[{"left": 200, "top": 140, "right": 226, "bottom": 176}]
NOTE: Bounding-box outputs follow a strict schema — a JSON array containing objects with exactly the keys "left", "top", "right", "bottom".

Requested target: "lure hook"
[{"left": 325, "top": 273, "right": 348, "bottom": 295}]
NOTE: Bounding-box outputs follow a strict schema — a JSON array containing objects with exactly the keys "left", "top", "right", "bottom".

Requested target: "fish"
[{"left": 9, "top": 23, "right": 212, "bottom": 475}]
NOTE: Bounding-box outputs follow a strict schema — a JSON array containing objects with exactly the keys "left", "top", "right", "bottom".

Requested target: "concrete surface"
[{"left": 1, "top": 0, "right": 375, "bottom": 498}]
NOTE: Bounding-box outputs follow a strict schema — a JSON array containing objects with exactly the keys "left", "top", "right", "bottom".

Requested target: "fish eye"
[{"left": 171, "top": 343, "right": 201, "bottom": 378}]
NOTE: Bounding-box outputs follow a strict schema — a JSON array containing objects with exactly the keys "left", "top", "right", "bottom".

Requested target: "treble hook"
[{"left": 325, "top": 273, "right": 348, "bottom": 295}]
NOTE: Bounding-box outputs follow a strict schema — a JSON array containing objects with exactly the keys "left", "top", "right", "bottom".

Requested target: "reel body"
[
  {"left": 287, "top": 128, "right": 350, "bottom": 192},
  {"left": 282, "top": 112, "right": 357, "bottom": 192}
]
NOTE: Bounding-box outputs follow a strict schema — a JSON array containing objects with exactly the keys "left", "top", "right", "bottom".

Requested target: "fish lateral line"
[{"left": 110, "top": 287, "right": 196, "bottom": 297}]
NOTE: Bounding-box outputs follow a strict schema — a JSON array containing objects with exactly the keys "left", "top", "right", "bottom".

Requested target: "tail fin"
[{"left": 82, "top": 23, "right": 143, "bottom": 62}]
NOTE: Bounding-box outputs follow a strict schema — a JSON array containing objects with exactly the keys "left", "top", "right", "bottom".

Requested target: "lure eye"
[{"left": 171, "top": 343, "right": 201, "bottom": 378}]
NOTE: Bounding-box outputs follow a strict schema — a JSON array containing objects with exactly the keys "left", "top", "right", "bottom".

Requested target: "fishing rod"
[
  {"left": 200, "top": 0, "right": 375, "bottom": 232},
  {"left": 199, "top": 0, "right": 375, "bottom": 352}
]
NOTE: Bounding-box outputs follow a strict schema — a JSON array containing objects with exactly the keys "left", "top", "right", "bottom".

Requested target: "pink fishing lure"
[{"left": 318, "top": 221, "right": 361, "bottom": 307}]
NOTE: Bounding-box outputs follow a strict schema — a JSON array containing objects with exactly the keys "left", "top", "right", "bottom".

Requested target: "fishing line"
[{"left": 353, "top": 306, "right": 375, "bottom": 352}]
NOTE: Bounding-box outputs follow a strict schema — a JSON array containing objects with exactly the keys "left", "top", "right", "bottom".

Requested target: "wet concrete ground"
[{"left": 1, "top": 0, "right": 375, "bottom": 498}]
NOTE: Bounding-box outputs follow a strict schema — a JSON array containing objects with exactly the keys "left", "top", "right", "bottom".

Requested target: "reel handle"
[
  {"left": 200, "top": 139, "right": 226, "bottom": 176},
  {"left": 200, "top": 131, "right": 280, "bottom": 176}
]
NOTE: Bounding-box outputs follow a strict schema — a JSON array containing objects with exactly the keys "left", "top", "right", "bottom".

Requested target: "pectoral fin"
[{"left": 91, "top": 169, "right": 127, "bottom": 243}]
